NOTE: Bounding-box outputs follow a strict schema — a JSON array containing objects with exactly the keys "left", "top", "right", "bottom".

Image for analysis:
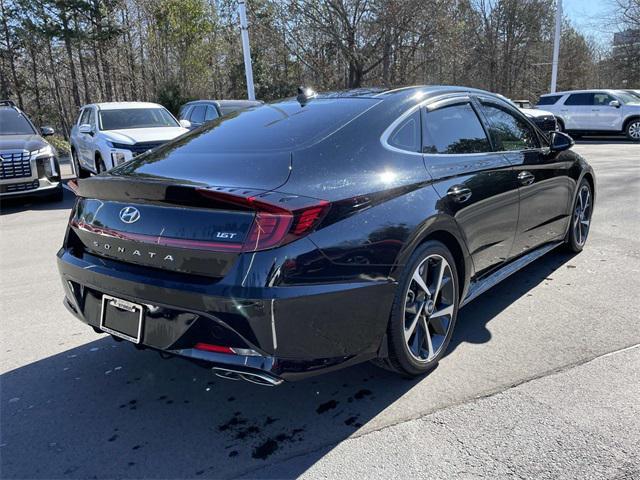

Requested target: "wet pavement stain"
[
  {"left": 344, "top": 416, "right": 358, "bottom": 426},
  {"left": 316, "top": 400, "right": 338, "bottom": 414},
  {"left": 251, "top": 428, "right": 305, "bottom": 460},
  {"left": 354, "top": 389, "right": 372, "bottom": 400}
]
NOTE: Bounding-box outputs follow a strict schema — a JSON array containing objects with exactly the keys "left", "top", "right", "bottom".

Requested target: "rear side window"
[
  {"left": 537, "top": 95, "right": 562, "bottom": 106},
  {"left": 388, "top": 111, "right": 420, "bottom": 152},
  {"left": 422, "top": 103, "right": 491, "bottom": 154},
  {"left": 190, "top": 105, "right": 206, "bottom": 123},
  {"left": 564, "top": 93, "right": 594, "bottom": 106},
  {"left": 479, "top": 103, "right": 539, "bottom": 151}
]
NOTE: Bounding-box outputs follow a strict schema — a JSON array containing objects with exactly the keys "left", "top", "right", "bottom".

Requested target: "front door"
[
  {"left": 476, "top": 98, "right": 573, "bottom": 257},
  {"left": 422, "top": 98, "right": 520, "bottom": 279},
  {"left": 592, "top": 92, "right": 623, "bottom": 131}
]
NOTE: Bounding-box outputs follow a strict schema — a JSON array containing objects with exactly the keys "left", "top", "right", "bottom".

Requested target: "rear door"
[
  {"left": 476, "top": 97, "right": 573, "bottom": 256},
  {"left": 422, "top": 97, "right": 520, "bottom": 279}
]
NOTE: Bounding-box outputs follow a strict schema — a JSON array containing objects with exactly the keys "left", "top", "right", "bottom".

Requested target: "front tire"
[
  {"left": 625, "top": 119, "right": 640, "bottom": 141},
  {"left": 384, "top": 241, "right": 459, "bottom": 377},
  {"left": 71, "top": 148, "right": 90, "bottom": 179},
  {"left": 565, "top": 179, "right": 593, "bottom": 253}
]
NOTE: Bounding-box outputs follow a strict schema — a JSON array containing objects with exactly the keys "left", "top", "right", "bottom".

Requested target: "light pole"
[
  {"left": 238, "top": 0, "right": 256, "bottom": 100},
  {"left": 550, "top": 0, "right": 562, "bottom": 93}
]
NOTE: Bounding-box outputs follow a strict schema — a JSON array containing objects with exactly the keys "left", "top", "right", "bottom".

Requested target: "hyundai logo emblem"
[{"left": 119, "top": 206, "right": 141, "bottom": 224}]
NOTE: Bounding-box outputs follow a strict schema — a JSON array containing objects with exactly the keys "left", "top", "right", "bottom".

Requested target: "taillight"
[{"left": 197, "top": 188, "right": 330, "bottom": 252}]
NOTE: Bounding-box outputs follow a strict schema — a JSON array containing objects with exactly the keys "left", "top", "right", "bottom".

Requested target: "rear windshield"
[
  {"left": 181, "top": 98, "right": 379, "bottom": 152},
  {"left": 537, "top": 95, "right": 562, "bottom": 106},
  {"left": 0, "top": 109, "right": 36, "bottom": 135},
  {"left": 99, "top": 108, "right": 178, "bottom": 130}
]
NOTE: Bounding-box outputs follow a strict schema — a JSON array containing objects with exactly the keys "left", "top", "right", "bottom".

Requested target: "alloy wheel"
[
  {"left": 628, "top": 121, "right": 640, "bottom": 140},
  {"left": 573, "top": 184, "right": 592, "bottom": 247},
  {"left": 403, "top": 254, "right": 456, "bottom": 363}
]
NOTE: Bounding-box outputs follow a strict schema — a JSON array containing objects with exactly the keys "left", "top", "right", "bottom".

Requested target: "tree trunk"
[
  {"left": 74, "top": 14, "right": 91, "bottom": 104},
  {"left": 60, "top": 10, "right": 81, "bottom": 108},
  {"left": 0, "top": 0, "right": 24, "bottom": 108}
]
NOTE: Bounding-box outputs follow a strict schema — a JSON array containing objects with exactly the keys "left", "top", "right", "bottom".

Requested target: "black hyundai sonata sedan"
[{"left": 57, "top": 86, "right": 595, "bottom": 385}]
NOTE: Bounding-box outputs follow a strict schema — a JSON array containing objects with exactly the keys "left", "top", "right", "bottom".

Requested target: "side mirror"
[
  {"left": 40, "top": 126, "right": 55, "bottom": 136},
  {"left": 609, "top": 100, "right": 621, "bottom": 108},
  {"left": 179, "top": 119, "right": 192, "bottom": 129},
  {"left": 79, "top": 123, "right": 94, "bottom": 135},
  {"left": 550, "top": 131, "right": 574, "bottom": 152}
]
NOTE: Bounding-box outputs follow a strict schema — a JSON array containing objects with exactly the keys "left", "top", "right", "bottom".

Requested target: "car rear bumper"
[{"left": 57, "top": 248, "right": 396, "bottom": 381}]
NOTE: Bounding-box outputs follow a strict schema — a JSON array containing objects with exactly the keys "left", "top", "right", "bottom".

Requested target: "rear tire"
[
  {"left": 625, "top": 119, "right": 640, "bottom": 141},
  {"left": 383, "top": 240, "right": 459, "bottom": 377},
  {"left": 565, "top": 179, "right": 593, "bottom": 253}
]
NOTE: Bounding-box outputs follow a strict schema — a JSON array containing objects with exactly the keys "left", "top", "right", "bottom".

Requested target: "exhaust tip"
[{"left": 213, "top": 367, "right": 283, "bottom": 386}]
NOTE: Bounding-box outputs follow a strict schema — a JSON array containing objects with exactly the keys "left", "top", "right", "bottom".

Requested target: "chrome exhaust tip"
[{"left": 212, "top": 367, "right": 283, "bottom": 387}]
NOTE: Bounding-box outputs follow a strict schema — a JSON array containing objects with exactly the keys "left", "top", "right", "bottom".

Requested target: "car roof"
[
  {"left": 84, "top": 102, "right": 166, "bottom": 111},
  {"left": 540, "top": 89, "right": 619, "bottom": 96},
  {"left": 183, "top": 99, "right": 263, "bottom": 107}
]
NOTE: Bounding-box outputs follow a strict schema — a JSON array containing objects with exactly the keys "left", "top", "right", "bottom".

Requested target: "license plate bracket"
[{"left": 100, "top": 295, "right": 144, "bottom": 343}]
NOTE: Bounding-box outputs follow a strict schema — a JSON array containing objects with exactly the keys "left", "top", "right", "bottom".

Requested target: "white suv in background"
[
  {"left": 70, "top": 102, "right": 190, "bottom": 177},
  {"left": 537, "top": 89, "right": 640, "bottom": 141}
]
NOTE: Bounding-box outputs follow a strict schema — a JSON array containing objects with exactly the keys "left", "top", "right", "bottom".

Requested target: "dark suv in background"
[
  {"left": 0, "top": 100, "right": 62, "bottom": 202},
  {"left": 179, "top": 99, "right": 263, "bottom": 129}
]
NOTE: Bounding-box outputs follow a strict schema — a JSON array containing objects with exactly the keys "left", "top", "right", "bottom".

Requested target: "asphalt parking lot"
[{"left": 1, "top": 140, "right": 639, "bottom": 479}]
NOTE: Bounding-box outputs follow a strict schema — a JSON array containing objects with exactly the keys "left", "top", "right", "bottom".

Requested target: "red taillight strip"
[
  {"left": 194, "top": 343, "right": 235, "bottom": 354},
  {"left": 71, "top": 220, "right": 243, "bottom": 252}
]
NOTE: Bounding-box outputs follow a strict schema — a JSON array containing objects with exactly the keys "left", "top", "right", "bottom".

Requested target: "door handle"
[
  {"left": 518, "top": 171, "right": 535, "bottom": 186},
  {"left": 447, "top": 185, "right": 472, "bottom": 203}
]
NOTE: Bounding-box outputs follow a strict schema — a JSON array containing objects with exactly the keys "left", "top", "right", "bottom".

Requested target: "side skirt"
[{"left": 461, "top": 241, "right": 562, "bottom": 307}]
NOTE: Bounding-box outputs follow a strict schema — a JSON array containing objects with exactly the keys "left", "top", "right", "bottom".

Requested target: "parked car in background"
[
  {"left": 537, "top": 89, "right": 640, "bottom": 141},
  {"left": 622, "top": 89, "right": 640, "bottom": 101},
  {"left": 70, "top": 102, "right": 190, "bottom": 178},
  {"left": 512, "top": 99, "right": 532, "bottom": 108},
  {"left": 499, "top": 96, "right": 558, "bottom": 134},
  {"left": 0, "top": 100, "right": 62, "bottom": 201},
  {"left": 179, "top": 99, "right": 263, "bottom": 129},
  {"left": 58, "top": 86, "right": 595, "bottom": 385}
]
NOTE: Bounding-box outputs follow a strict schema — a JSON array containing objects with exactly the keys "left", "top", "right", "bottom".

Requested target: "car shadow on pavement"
[
  {"left": 0, "top": 249, "right": 576, "bottom": 480},
  {"left": 449, "top": 249, "right": 576, "bottom": 354},
  {"left": 0, "top": 183, "right": 75, "bottom": 215}
]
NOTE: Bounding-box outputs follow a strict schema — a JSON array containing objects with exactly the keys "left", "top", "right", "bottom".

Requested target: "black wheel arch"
[{"left": 391, "top": 214, "right": 473, "bottom": 302}]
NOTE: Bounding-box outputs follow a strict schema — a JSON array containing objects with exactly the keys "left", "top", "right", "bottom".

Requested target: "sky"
[{"left": 562, "top": 0, "right": 619, "bottom": 45}]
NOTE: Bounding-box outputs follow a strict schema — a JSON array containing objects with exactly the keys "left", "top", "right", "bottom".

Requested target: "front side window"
[
  {"left": 0, "top": 109, "right": 36, "bottom": 135},
  {"left": 422, "top": 103, "right": 491, "bottom": 154},
  {"left": 564, "top": 93, "right": 593, "bottom": 106},
  {"left": 79, "top": 108, "right": 91, "bottom": 125},
  {"left": 189, "top": 105, "right": 206, "bottom": 124},
  {"left": 479, "top": 102, "right": 539, "bottom": 151},
  {"left": 388, "top": 110, "right": 420, "bottom": 152},
  {"left": 204, "top": 106, "right": 219, "bottom": 122},
  {"left": 593, "top": 93, "right": 616, "bottom": 106},
  {"left": 99, "top": 108, "right": 178, "bottom": 130}
]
